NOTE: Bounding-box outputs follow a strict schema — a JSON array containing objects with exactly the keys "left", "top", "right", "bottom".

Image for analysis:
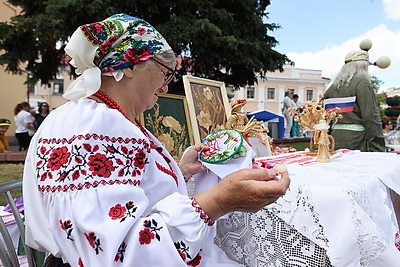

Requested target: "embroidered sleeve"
[{"left": 25, "top": 101, "right": 216, "bottom": 267}]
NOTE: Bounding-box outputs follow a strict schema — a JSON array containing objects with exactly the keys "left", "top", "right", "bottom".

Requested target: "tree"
[
  {"left": 371, "top": 76, "right": 386, "bottom": 117},
  {"left": 0, "top": 0, "right": 290, "bottom": 94}
]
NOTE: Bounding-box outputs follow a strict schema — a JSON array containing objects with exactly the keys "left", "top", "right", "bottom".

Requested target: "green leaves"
[{"left": 0, "top": 0, "right": 289, "bottom": 89}]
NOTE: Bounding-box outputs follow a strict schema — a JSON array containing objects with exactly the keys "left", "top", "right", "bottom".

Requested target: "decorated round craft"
[{"left": 200, "top": 129, "right": 245, "bottom": 163}]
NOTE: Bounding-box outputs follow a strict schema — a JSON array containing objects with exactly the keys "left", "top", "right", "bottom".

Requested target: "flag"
[{"left": 324, "top": 96, "right": 356, "bottom": 113}]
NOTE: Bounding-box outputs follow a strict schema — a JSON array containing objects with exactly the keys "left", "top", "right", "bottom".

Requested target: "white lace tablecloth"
[{"left": 214, "top": 151, "right": 400, "bottom": 266}]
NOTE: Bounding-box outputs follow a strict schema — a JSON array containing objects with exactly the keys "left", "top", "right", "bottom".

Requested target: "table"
[{"left": 213, "top": 151, "right": 400, "bottom": 266}]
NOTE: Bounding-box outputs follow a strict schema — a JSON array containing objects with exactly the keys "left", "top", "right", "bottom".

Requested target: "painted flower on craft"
[
  {"left": 88, "top": 153, "right": 115, "bottom": 178},
  {"left": 197, "top": 111, "right": 212, "bottom": 130},
  {"left": 162, "top": 116, "right": 182, "bottom": 133},
  {"left": 47, "top": 146, "right": 71, "bottom": 171},
  {"left": 158, "top": 133, "right": 174, "bottom": 151},
  {"left": 203, "top": 87, "right": 213, "bottom": 101}
]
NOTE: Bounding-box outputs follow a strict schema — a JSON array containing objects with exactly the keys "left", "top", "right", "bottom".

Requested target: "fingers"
[
  {"left": 191, "top": 143, "right": 209, "bottom": 153},
  {"left": 236, "top": 168, "right": 278, "bottom": 182}
]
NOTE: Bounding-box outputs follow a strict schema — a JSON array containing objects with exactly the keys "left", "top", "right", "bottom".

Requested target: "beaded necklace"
[{"left": 93, "top": 90, "right": 150, "bottom": 138}]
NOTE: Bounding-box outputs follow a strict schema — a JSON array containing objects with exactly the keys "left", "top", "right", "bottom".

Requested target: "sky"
[{"left": 266, "top": 0, "right": 400, "bottom": 92}]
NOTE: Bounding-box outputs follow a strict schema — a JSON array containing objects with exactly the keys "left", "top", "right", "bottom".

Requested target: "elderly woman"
[
  {"left": 324, "top": 49, "right": 385, "bottom": 152},
  {"left": 23, "top": 14, "right": 290, "bottom": 267}
]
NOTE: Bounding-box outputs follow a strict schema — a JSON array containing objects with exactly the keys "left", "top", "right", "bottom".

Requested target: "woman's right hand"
[{"left": 193, "top": 168, "right": 290, "bottom": 220}]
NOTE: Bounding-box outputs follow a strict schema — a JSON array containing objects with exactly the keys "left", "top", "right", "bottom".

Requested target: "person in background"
[
  {"left": 323, "top": 48, "right": 385, "bottom": 152},
  {"left": 382, "top": 116, "right": 394, "bottom": 136},
  {"left": 23, "top": 14, "right": 290, "bottom": 267},
  {"left": 14, "top": 102, "right": 35, "bottom": 151},
  {"left": 0, "top": 118, "right": 11, "bottom": 152},
  {"left": 291, "top": 94, "right": 301, "bottom": 138},
  {"left": 282, "top": 90, "right": 295, "bottom": 139},
  {"left": 34, "top": 102, "right": 50, "bottom": 130}
]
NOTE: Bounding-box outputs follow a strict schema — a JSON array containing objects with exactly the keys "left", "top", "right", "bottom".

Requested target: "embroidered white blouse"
[{"left": 23, "top": 98, "right": 236, "bottom": 267}]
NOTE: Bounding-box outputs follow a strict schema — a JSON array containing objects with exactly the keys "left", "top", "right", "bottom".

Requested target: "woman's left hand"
[{"left": 179, "top": 144, "right": 209, "bottom": 182}]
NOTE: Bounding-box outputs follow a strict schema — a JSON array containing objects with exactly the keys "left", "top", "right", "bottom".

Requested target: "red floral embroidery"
[
  {"left": 78, "top": 258, "right": 84, "bottom": 267},
  {"left": 109, "top": 204, "right": 126, "bottom": 220},
  {"left": 108, "top": 201, "right": 137, "bottom": 222},
  {"left": 178, "top": 250, "right": 186, "bottom": 261},
  {"left": 190, "top": 198, "right": 214, "bottom": 226},
  {"left": 187, "top": 254, "right": 202, "bottom": 267},
  {"left": 59, "top": 219, "right": 74, "bottom": 241},
  {"left": 139, "top": 228, "right": 154, "bottom": 244},
  {"left": 88, "top": 153, "right": 115, "bottom": 178},
  {"left": 134, "top": 149, "right": 146, "bottom": 169},
  {"left": 139, "top": 219, "right": 163, "bottom": 245},
  {"left": 175, "top": 241, "right": 191, "bottom": 262},
  {"left": 84, "top": 232, "right": 103, "bottom": 254},
  {"left": 395, "top": 232, "right": 400, "bottom": 251},
  {"left": 114, "top": 242, "right": 127, "bottom": 262},
  {"left": 35, "top": 133, "right": 178, "bottom": 191},
  {"left": 47, "top": 146, "right": 70, "bottom": 171}
]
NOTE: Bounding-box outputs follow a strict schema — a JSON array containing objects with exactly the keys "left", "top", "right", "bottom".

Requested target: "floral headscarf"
[{"left": 63, "top": 14, "right": 172, "bottom": 101}]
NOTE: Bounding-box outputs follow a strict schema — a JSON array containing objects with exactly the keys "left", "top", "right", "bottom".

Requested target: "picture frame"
[
  {"left": 140, "top": 93, "right": 193, "bottom": 162},
  {"left": 183, "top": 75, "right": 231, "bottom": 144}
]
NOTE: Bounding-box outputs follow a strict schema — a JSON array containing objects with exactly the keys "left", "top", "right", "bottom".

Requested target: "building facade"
[
  {"left": 231, "top": 65, "right": 331, "bottom": 115},
  {"left": 0, "top": 1, "right": 25, "bottom": 137}
]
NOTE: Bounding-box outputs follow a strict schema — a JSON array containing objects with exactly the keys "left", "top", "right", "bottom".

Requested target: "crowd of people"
[
  {"left": 0, "top": 101, "right": 51, "bottom": 152},
  {"left": 282, "top": 91, "right": 302, "bottom": 139}
]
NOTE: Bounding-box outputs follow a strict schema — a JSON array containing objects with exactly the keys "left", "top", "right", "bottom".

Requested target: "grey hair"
[
  {"left": 133, "top": 49, "right": 176, "bottom": 71},
  {"left": 332, "top": 60, "right": 370, "bottom": 88}
]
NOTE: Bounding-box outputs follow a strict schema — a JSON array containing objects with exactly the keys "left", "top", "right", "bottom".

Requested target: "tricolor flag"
[{"left": 324, "top": 96, "right": 356, "bottom": 113}]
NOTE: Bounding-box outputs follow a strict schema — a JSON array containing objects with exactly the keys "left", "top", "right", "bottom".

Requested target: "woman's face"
[
  {"left": 41, "top": 103, "right": 49, "bottom": 110},
  {"left": 129, "top": 61, "right": 170, "bottom": 113}
]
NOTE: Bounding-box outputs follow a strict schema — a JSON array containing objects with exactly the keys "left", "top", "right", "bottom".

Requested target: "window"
[
  {"left": 306, "top": 90, "right": 314, "bottom": 101},
  {"left": 53, "top": 79, "right": 64, "bottom": 94},
  {"left": 267, "top": 88, "right": 275, "bottom": 99},
  {"left": 247, "top": 87, "right": 255, "bottom": 99},
  {"left": 288, "top": 88, "right": 295, "bottom": 95}
]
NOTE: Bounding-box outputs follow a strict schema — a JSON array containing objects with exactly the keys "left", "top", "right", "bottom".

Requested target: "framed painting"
[
  {"left": 183, "top": 75, "right": 231, "bottom": 144},
  {"left": 140, "top": 93, "right": 193, "bottom": 162}
]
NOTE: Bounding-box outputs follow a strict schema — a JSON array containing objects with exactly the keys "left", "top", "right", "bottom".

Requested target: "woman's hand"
[
  {"left": 194, "top": 168, "right": 290, "bottom": 220},
  {"left": 179, "top": 144, "right": 209, "bottom": 182}
]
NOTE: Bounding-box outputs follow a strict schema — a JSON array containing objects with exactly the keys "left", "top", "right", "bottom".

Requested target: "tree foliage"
[{"left": 0, "top": 0, "right": 290, "bottom": 93}]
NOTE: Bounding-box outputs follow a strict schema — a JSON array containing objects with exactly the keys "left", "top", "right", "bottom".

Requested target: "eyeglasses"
[{"left": 152, "top": 58, "right": 176, "bottom": 87}]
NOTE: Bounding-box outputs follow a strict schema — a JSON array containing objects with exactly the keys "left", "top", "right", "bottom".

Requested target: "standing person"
[
  {"left": 291, "top": 94, "right": 301, "bottom": 138},
  {"left": 14, "top": 102, "right": 35, "bottom": 151},
  {"left": 23, "top": 14, "right": 290, "bottom": 267},
  {"left": 34, "top": 102, "right": 50, "bottom": 130},
  {"left": 282, "top": 90, "right": 295, "bottom": 139},
  {"left": 0, "top": 118, "right": 11, "bottom": 152},
  {"left": 324, "top": 41, "right": 387, "bottom": 152}
]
